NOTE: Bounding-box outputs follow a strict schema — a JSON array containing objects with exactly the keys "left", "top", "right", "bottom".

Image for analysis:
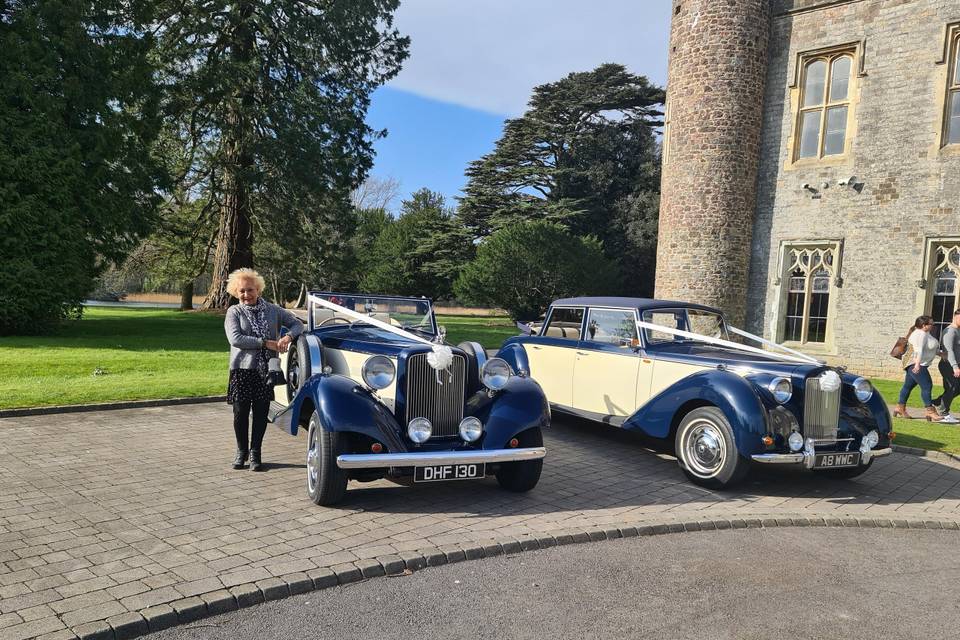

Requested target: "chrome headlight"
[
  {"left": 407, "top": 417, "right": 432, "bottom": 443},
  {"left": 481, "top": 358, "right": 513, "bottom": 391},
  {"left": 852, "top": 377, "right": 873, "bottom": 403},
  {"left": 863, "top": 429, "right": 879, "bottom": 450},
  {"left": 788, "top": 431, "right": 804, "bottom": 452},
  {"left": 458, "top": 417, "right": 483, "bottom": 442},
  {"left": 768, "top": 377, "right": 793, "bottom": 404},
  {"left": 361, "top": 355, "right": 395, "bottom": 390}
]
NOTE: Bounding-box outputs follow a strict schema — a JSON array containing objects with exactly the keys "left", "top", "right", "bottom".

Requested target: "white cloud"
[{"left": 389, "top": 0, "right": 673, "bottom": 116}]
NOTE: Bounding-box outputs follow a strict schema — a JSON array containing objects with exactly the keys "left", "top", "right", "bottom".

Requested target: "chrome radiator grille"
[
  {"left": 404, "top": 352, "right": 466, "bottom": 438},
  {"left": 803, "top": 377, "right": 841, "bottom": 441}
]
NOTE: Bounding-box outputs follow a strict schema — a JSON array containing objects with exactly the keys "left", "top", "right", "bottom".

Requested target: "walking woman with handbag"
[
  {"left": 894, "top": 315, "right": 942, "bottom": 421},
  {"left": 224, "top": 268, "right": 303, "bottom": 470}
]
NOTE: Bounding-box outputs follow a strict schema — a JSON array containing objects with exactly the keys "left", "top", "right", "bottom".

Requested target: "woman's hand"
[
  {"left": 264, "top": 339, "right": 280, "bottom": 352},
  {"left": 276, "top": 335, "right": 293, "bottom": 353},
  {"left": 912, "top": 363, "right": 921, "bottom": 374}
]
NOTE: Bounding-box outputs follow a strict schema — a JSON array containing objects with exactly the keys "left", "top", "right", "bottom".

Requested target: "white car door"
[
  {"left": 571, "top": 308, "right": 642, "bottom": 417},
  {"left": 524, "top": 306, "right": 584, "bottom": 407}
]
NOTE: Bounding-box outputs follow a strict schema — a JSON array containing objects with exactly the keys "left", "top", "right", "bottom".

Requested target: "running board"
[{"left": 268, "top": 401, "right": 294, "bottom": 433}]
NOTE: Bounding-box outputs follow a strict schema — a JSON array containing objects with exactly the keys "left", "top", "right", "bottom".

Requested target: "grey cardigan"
[{"left": 224, "top": 302, "right": 304, "bottom": 370}]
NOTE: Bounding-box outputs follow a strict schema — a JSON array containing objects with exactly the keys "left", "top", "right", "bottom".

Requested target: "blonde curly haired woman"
[{"left": 224, "top": 268, "right": 303, "bottom": 470}]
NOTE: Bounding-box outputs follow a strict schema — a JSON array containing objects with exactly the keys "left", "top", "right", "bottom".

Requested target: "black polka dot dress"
[{"left": 227, "top": 368, "right": 273, "bottom": 404}]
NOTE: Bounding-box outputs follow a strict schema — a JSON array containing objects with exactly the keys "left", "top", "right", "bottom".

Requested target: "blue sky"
[{"left": 365, "top": 0, "right": 673, "bottom": 211}]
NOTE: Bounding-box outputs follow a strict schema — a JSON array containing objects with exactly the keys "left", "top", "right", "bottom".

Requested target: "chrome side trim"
[
  {"left": 336, "top": 447, "right": 546, "bottom": 469},
  {"left": 751, "top": 447, "right": 893, "bottom": 465}
]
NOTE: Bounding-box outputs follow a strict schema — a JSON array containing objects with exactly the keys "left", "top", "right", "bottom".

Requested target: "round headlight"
[
  {"left": 788, "top": 431, "right": 804, "bottom": 452},
  {"left": 407, "top": 417, "right": 432, "bottom": 443},
  {"left": 481, "top": 358, "right": 513, "bottom": 391},
  {"left": 863, "top": 429, "right": 879, "bottom": 450},
  {"left": 361, "top": 355, "right": 395, "bottom": 390},
  {"left": 768, "top": 377, "right": 793, "bottom": 404},
  {"left": 458, "top": 417, "right": 483, "bottom": 442},
  {"left": 853, "top": 377, "right": 873, "bottom": 403}
]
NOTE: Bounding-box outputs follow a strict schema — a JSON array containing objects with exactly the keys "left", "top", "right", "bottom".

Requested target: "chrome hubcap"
[
  {"left": 683, "top": 420, "right": 726, "bottom": 478},
  {"left": 306, "top": 423, "right": 319, "bottom": 493}
]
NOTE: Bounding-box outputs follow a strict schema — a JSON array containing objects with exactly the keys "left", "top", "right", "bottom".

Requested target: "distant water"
[{"left": 83, "top": 300, "right": 191, "bottom": 309}]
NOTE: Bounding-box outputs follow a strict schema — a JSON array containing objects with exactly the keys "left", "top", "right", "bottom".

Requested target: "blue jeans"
[{"left": 899, "top": 365, "right": 934, "bottom": 406}]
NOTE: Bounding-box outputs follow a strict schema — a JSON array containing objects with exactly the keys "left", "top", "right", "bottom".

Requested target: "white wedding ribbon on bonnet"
[
  {"left": 308, "top": 294, "right": 455, "bottom": 384},
  {"left": 634, "top": 319, "right": 822, "bottom": 366}
]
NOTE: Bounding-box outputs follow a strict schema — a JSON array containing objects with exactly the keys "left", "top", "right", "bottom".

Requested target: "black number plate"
[
  {"left": 414, "top": 463, "right": 485, "bottom": 483},
  {"left": 814, "top": 452, "right": 861, "bottom": 469}
]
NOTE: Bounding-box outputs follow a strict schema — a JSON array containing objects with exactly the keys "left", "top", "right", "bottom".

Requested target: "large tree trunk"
[
  {"left": 179, "top": 280, "right": 194, "bottom": 311},
  {"left": 203, "top": 1, "right": 256, "bottom": 310},
  {"left": 294, "top": 282, "right": 307, "bottom": 308}
]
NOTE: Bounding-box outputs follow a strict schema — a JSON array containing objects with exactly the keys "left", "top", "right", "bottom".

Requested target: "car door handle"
[
  {"left": 530, "top": 345, "right": 542, "bottom": 350},
  {"left": 576, "top": 351, "right": 590, "bottom": 356}
]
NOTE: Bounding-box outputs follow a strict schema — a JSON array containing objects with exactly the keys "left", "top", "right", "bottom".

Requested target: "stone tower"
[{"left": 655, "top": 0, "right": 770, "bottom": 327}]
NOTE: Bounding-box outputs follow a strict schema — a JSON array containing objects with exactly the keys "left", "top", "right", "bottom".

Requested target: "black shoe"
[
  {"left": 233, "top": 449, "right": 249, "bottom": 470},
  {"left": 249, "top": 449, "right": 263, "bottom": 472}
]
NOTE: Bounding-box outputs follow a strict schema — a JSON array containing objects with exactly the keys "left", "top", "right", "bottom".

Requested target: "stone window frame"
[
  {"left": 773, "top": 239, "right": 844, "bottom": 351},
  {"left": 785, "top": 42, "right": 865, "bottom": 168},
  {"left": 918, "top": 237, "right": 960, "bottom": 336},
  {"left": 939, "top": 23, "right": 960, "bottom": 149}
]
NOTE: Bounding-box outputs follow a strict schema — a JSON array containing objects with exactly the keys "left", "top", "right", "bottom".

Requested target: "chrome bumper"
[
  {"left": 336, "top": 447, "right": 546, "bottom": 470},
  {"left": 752, "top": 446, "right": 893, "bottom": 467}
]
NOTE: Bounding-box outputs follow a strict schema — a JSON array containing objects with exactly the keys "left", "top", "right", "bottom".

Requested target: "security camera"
[
  {"left": 802, "top": 183, "right": 811, "bottom": 190},
  {"left": 838, "top": 179, "right": 848, "bottom": 187},
  {"left": 821, "top": 182, "right": 830, "bottom": 189}
]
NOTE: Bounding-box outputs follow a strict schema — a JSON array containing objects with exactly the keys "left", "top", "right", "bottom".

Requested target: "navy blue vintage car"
[
  {"left": 495, "top": 297, "right": 893, "bottom": 489},
  {"left": 269, "top": 292, "right": 548, "bottom": 505}
]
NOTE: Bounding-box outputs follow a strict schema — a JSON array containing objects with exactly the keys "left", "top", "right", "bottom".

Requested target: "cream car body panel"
[
  {"left": 572, "top": 350, "right": 640, "bottom": 416},
  {"left": 322, "top": 348, "right": 398, "bottom": 404},
  {"left": 526, "top": 343, "right": 577, "bottom": 407},
  {"left": 648, "top": 359, "right": 712, "bottom": 400}
]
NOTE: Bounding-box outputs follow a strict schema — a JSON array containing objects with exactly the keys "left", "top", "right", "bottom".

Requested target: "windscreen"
[{"left": 310, "top": 293, "right": 435, "bottom": 335}]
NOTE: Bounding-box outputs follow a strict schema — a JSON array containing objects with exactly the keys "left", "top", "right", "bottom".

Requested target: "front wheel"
[
  {"left": 306, "top": 412, "right": 348, "bottom": 505},
  {"left": 674, "top": 406, "right": 749, "bottom": 489},
  {"left": 495, "top": 427, "right": 543, "bottom": 492}
]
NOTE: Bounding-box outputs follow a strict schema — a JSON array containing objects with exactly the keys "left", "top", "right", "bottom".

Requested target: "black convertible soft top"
[{"left": 550, "top": 297, "right": 724, "bottom": 315}]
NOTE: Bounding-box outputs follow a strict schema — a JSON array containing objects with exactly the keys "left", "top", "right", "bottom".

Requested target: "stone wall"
[
  {"left": 745, "top": 0, "right": 960, "bottom": 380},
  {"left": 655, "top": 0, "right": 770, "bottom": 328}
]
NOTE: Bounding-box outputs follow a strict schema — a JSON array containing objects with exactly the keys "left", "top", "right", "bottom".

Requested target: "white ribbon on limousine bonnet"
[
  {"left": 308, "top": 294, "right": 455, "bottom": 384},
  {"left": 634, "top": 318, "right": 823, "bottom": 366}
]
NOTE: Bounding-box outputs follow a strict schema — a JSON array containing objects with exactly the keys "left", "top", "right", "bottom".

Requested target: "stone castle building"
[{"left": 657, "top": 0, "right": 960, "bottom": 379}]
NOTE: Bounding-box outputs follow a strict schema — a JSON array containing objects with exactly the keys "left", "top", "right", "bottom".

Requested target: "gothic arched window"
[
  {"left": 781, "top": 245, "right": 839, "bottom": 344},
  {"left": 796, "top": 52, "right": 855, "bottom": 160},
  {"left": 930, "top": 246, "right": 960, "bottom": 338}
]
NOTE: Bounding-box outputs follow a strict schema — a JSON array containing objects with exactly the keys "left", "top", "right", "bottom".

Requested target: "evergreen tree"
[
  {"left": 454, "top": 221, "right": 616, "bottom": 321},
  {"left": 458, "top": 63, "right": 663, "bottom": 295},
  {"left": 0, "top": 0, "right": 165, "bottom": 334},
  {"left": 153, "top": 0, "right": 409, "bottom": 308},
  {"left": 361, "top": 189, "right": 473, "bottom": 300}
]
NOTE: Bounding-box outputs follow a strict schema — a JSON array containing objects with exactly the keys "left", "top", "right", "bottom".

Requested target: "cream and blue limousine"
[
  {"left": 269, "top": 292, "right": 549, "bottom": 505},
  {"left": 495, "top": 297, "right": 893, "bottom": 489}
]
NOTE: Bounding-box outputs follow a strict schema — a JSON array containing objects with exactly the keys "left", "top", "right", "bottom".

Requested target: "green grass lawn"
[
  {"left": 872, "top": 376, "right": 960, "bottom": 455},
  {"left": 0, "top": 307, "right": 517, "bottom": 410}
]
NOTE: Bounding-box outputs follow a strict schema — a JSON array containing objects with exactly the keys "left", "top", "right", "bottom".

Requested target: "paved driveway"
[{"left": 2, "top": 404, "right": 960, "bottom": 640}]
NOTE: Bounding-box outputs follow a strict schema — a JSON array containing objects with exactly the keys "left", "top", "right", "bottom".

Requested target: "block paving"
[{"left": 3, "top": 403, "right": 960, "bottom": 639}]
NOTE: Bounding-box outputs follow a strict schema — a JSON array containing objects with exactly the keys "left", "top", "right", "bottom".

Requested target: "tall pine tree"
[
  {"left": 153, "top": 0, "right": 408, "bottom": 308},
  {"left": 458, "top": 64, "right": 664, "bottom": 295}
]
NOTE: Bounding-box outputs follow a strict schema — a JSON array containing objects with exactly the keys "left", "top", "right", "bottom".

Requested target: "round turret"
[{"left": 655, "top": 0, "right": 770, "bottom": 327}]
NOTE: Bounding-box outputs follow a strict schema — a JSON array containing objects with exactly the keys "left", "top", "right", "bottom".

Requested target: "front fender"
[
  {"left": 289, "top": 373, "right": 408, "bottom": 452},
  {"left": 495, "top": 340, "right": 531, "bottom": 375},
  {"left": 466, "top": 375, "right": 550, "bottom": 448},
  {"left": 623, "top": 369, "right": 768, "bottom": 456}
]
